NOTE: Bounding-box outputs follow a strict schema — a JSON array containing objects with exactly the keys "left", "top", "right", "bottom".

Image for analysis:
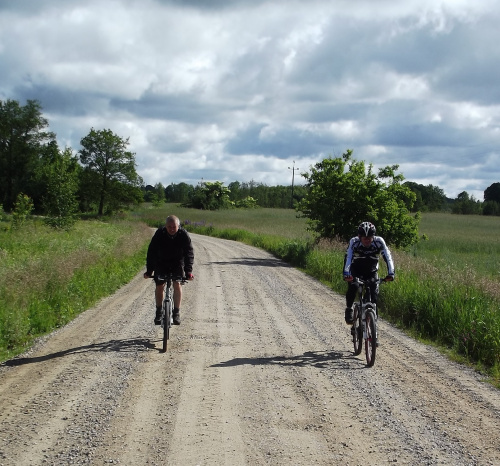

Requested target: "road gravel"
[{"left": 1, "top": 233, "right": 499, "bottom": 465}]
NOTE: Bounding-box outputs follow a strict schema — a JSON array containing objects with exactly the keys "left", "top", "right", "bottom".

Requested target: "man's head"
[
  {"left": 166, "top": 215, "right": 180, "bottom": 237},
  {"left": 358, "top": 221, "right": 376, "bottom": 246}
]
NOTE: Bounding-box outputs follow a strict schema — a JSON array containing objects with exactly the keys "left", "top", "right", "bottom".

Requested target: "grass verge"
[{"left": 0, "top": 219, "right": 152, "bottom": 361}]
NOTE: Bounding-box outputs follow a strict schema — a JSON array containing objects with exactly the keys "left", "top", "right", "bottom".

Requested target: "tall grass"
[{"left": 0, "top": 219, "right": 152, "bottom": 361}]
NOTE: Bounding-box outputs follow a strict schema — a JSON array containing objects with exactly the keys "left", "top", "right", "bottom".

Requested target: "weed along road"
[{"left": 1, "top": 233, "right": 500, "bottom": 465}]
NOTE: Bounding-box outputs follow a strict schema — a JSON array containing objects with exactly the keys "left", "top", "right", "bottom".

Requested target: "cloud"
[{"left": 0, "top": 0, "right": 499, "bottom": 200}]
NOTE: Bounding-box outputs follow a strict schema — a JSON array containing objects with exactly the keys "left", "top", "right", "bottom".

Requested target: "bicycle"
[
  {"left": 153, "top": 273, "right": 187, "bottom": 353},
  {"left": 350, "top": 277, "right": 388, "bottom": 367}
]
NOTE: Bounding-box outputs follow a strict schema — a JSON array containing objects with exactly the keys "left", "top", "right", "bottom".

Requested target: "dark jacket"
[{"left": 146, "top": 226, "right": 194, "bottom": 275}]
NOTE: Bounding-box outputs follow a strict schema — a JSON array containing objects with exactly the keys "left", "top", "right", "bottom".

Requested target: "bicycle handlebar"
[
  {"left": 151, "top": 273, "right": 188, "bottom": 284},
  {"left": 352, "top": 277, "right": 388, "bottom": 286}
]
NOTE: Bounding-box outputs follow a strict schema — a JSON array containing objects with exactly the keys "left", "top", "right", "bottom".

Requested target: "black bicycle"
[
  {"left": 154, "top": 273, "right": 187, "bottom": 353},
  {"left": 350, "top": 277, "right": 388, "bottom": 367}
]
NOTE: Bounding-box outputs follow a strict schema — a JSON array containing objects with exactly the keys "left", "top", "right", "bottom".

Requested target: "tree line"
[
  {"left": 2, "top": 99, "right": 500, "bottom": 234},
  {"left": 143, "top": 180, "right": 308, "bottom": 209},
  {"left": 145, "top": 178, "right": 500, "bottom": 216},
  {"left": 1, "top": 99, "right": 143, "bottom": 228}
]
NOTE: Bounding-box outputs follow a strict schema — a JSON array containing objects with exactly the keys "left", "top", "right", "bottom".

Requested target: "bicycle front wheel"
[
  {"left": 352, "top": 304, "right": 362, "bottom": 356},
  {"left": 162, "top": 300, "right": 171, "bottom": 352},
  {"left": 365, "top": 310, "right": 377, "bottom": 367}
]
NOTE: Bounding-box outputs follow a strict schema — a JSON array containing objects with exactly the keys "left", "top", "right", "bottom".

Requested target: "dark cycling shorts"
[{"left": 154, "top": 264, "right": 184, "bottom": 285}]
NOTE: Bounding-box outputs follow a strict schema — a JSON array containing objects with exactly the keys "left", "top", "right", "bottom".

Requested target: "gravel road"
[{"left": 1, "top": 233, "right": 499, "bottom": 465}]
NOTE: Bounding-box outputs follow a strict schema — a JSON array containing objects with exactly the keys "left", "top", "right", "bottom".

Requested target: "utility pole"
[{"left": 288, "top": 160, "right": 299, "bottom": 208}]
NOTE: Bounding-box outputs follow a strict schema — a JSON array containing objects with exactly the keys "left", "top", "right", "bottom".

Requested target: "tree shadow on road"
[
  {"left": 1, "top": 338, "right": 157, "bottom": 367},
  {"left": 211, "top": 350, "right": 365, "bottom": 370},
  {"left": 207, "top": 257, "right": 291, "bottom": 267}
]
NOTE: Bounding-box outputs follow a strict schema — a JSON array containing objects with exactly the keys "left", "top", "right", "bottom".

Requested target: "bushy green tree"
[
  {"left": 11, "top": 193, "right": 34, "bottom": 229},
  {"left": 79, "top": 128, "right": 142, "bottom": 215},
  {"left": 0, "top": 99, "right": 55, "bottom": 211},
  {"left": 165, "top": 182, "right": 193, "bottom": 203},
  {"left": 484, "top": 182, "right": 500, "bottom": 203},
  {"left": 482, "top": 200, "right": 500, "bottom": 216},
  {"left": 40, "top": 144, "right": 80, "bottom": 229},
  {"left": 404, "top": 181, "right": 447, "bottom": 212},
  {"left": 186, "top": 181, "right": 232, "bottom": 210},
  {"left": 297, "top": 150, "right": 419, "bottom": 247},
  {"left": 152, "top": 183, "right": 165, "bottom": 206},
  {"left": 235, "top": 196, "right": 258, "bottom": 208},
  {"left": 452, "top": 191, "right": 481, "bottom": 215}
]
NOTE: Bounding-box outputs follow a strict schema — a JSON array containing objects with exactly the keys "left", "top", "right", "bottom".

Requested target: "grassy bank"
[
  {"left": 137, "top": 204, "right": 500, "bottom": 384},
  {"left": 0, "top": 218, "right": 152, "bottom": 361}
]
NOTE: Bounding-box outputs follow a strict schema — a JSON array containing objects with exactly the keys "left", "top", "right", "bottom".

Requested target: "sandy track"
[{"left": 1, "top": 233, "right": 499, "bottom": 465}]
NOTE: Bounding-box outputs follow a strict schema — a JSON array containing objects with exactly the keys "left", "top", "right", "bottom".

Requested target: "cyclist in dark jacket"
[
  {"left": 144, "top": 215, "right": 194, "bottom": 325},
  {"left": 343, "top": 221, "right": 394, "bottom": 324}
]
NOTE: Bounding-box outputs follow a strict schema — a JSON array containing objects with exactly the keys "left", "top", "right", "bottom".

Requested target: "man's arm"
[
  {"left": 182, "top": 230, "right": 194, "bottom": 273},
  {"left": 378, "top": 237, "right": 395, "bottom": 277}
]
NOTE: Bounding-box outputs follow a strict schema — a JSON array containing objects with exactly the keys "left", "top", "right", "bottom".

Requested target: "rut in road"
[{"left": 0, "top": 233, "right": 499, "bottom": 465}]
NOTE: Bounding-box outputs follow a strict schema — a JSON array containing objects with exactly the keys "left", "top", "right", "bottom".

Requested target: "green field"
[
  {"left": 0, "top": 218, "right": 152, "bottom": 361},
  {"left": 2, "top": 206, "right": 500, "bottom": 385},
  {"left": 413, "top": 213, "right": 500, "bottom": 281},
  {"left": 134, "top": 204, "right": 312, "bottom": 239}
]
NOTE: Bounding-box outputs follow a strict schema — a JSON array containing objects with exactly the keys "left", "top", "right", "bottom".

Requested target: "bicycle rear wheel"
[
  {"left": 352, "top": 304, "right": 362, "bottom": 355},
  {"left": 365, "top": 309, "right": 377, "bottom": 367}
]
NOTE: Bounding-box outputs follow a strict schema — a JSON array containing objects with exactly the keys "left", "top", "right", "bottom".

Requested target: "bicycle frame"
[
  {"left": 154, "top": 274, "right": 187, "bottom": 353},
  {"left": 351, "top": 277, "right": 385, "bottom": 367}
]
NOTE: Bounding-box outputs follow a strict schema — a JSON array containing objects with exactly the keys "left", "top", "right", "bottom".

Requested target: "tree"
[
  {"left": 185, "top": 181, "right": 232, "bottom": 210},
  {"left": 143, "top": 183, "right": 165, "bottom": 205},
  {"left": 297, "top": 150, "right": 419, "bottom": 248},
  {"left": 483, "top": 200, "right": 500, "bottom": 216},
  {"left": 165, "top": 182, "right": 193, "bottom": 203},
  {"left": 452, "top": 191, "right": 481, "bottom": 215},
  {"left": 404, "top": 182, "right": 447, "bottom": 212},
  {"left": 11, "top": 193, "right": 34, "bottom": 229},
  {"left": 484, "top": 182, "right": 500, "bottom": 203},
  {"left": 79, "top": 128, "right": 142, "bottom": 215},
  {"left": 0, "top": 99, "right": 55, "bottom": 211},
  {"left": 228, "top": 181, "right": 242, "bottom": 201},
  {"left": 39, "top": 143, "right": 80, "bottom": 229},
  {"left": 153, "top": 183, "right": 166, "bottom": 206}
]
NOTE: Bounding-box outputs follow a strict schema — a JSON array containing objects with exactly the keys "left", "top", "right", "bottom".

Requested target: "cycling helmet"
[{"left": 358, "top": 221, "right": 376, "bottom": 237}]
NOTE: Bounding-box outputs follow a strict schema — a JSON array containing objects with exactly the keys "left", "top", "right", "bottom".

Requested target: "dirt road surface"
[{"left": 1, "top": 233, "right": 499, "bottom": 465}]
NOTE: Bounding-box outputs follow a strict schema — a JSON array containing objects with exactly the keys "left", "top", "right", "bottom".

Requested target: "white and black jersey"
[{"left": 343, "top": 236, "right": 395, "bottom": 277}]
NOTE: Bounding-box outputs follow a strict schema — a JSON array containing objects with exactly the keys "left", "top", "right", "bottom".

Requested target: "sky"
[{"left": 1, "top": 0, "right": 499, "bottom": 200}]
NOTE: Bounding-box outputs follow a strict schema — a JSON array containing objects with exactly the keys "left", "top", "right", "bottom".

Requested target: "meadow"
[{"left": 1, "top": 206, "right": 499, "bottom": 385}]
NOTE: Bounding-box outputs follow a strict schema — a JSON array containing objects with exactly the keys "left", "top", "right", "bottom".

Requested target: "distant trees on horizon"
[{"left": 2, "top": 98, "right": 500, "bottom": 222}]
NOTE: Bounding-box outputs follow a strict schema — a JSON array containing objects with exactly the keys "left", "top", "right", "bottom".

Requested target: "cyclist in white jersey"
[{"left": 343, "top": 222, "right": 395, "bottom": 324}]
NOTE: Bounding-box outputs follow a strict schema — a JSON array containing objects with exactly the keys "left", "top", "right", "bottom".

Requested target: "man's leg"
[
  {"left": 155, "top": 283, "right": 165, "bottom": 307},
  {"left": 172, "top": 281, "right": 182, "bottom": 325},
  {"left": 154, "top": 283, "right": 165, "bottom": 325},
  {"left": 345, "top": 282, "right": 357, "bottom": 324},
  {"left": 369, "top": 279, "right": 379, "bottom": 313}
]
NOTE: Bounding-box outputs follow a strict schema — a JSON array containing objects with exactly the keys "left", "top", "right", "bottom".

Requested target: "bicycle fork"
[{"left": 362, "top": 303, "right": 378, "bottom": 341}]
